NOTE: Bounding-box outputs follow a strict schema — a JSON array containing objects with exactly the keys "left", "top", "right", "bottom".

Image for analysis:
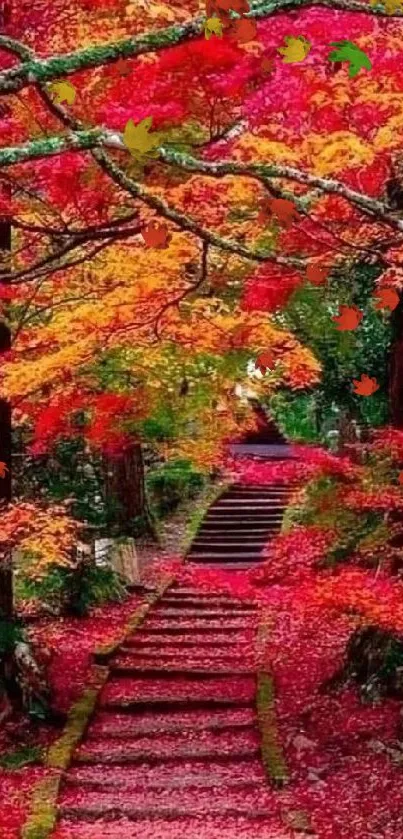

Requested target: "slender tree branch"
[{"left": 154, "top": 241, "right": 209, "bottom": 339}]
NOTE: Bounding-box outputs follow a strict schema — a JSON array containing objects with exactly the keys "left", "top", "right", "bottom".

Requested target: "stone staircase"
[
  {"left": 54, "top": 585, "right": 292, "bottom": 839},
  {"left": 186, "top": 481, "right": 297, "bottom": 569}
]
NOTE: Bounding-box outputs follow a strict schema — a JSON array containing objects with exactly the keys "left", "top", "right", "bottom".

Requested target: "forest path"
[{"left": 52, "top": 582, "right": 297, "bottom": 839}]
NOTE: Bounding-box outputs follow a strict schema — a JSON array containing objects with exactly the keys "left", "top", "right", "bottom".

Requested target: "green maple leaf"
[{"left": 328, "top": 40, "right": 372, "bottom": 78}]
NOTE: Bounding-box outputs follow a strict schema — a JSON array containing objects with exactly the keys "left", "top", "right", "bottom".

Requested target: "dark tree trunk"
[
  {"left": 389, "top": 295, "right": 403, "bottom": 428},
  {"left": 0, "top": 217, "right": 13, "bottom": 620},
  {"left": 104, "top": 442, "right": 154, "bottom": 538}
]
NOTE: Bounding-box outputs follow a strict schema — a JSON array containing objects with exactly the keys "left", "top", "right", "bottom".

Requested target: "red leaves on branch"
[{"left": 242, "top": 265, "right": 303, "bottom": 312}]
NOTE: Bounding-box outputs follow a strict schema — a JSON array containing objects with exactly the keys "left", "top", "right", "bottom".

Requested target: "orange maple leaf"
[
  {"left": 0, "top": 462, "right": 9, "bottom": 478},
  {"left": 352, "top": 374, "right": 379, "bottom": 396},
  {"left": 332, "top": 305, "right": 363, "bottom": 331},
  {"left": 398, "top": 471, "right": 403, "bottom": 485},
  {"left": 306, "top": 263, "right": 329, "bottom": 286},
  {"left": 373, "top": 287, "right": 400, "bottom": 311},
  {"left": 141, "top": 221, "right": 171, "bottom": 249},
  {"left": 229, "top": 17, "right": 257, "bottom": 43},
  {"left": 255, "top": 350, "right": 275, "bottom": 374}
]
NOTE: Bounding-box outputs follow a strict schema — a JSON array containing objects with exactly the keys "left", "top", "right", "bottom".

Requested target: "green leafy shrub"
[
  {"left": 146, "top": 458, "right": 206, "bottom": 517},
  {"left": 0, "top": 745, "right": 43, "bottom": 770},
  {"left": 269, "top": 391, "right": 318, "bottom": 442},
  {"left": 15, "top": 561, "right": 126, "bottom": 617}
]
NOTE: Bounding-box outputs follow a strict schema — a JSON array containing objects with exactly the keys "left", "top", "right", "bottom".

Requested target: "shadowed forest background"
[{"left": 2, "top": 0, "right": 403, "bottom": 837}]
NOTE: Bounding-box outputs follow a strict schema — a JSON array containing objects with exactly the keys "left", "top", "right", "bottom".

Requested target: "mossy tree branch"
[{"left": 0, "top": 0, "right": 400, "bottom": 96}]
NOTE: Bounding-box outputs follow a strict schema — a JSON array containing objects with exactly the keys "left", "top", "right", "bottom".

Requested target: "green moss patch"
[
  {"left": 21, "top": 773, "right": 60, "bottom": 839},
  {"left": 256, "top": 672, "right": 289, "bottom": 787}
]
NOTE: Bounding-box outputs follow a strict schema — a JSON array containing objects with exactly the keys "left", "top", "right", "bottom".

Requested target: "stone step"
[
  {"left": 190, "top": 542, "right": 266, "bottom": 551},
  {"left": 187, "top": 552, "right": 266, "bottom": 562},
  {"left": 214, "top": 499, "right": 286, "bottom": 507},
  {"left": 118, "top": 646, "right": 252, "bottom": 663},
  {"left": 189, "top": 562, "right": 263, "bottom": 570},
  {"left": 140, "top": 622, "right": 249, "bottom": 632},
  {"left": 203, "top": 507, "right": 284, "bottom": 524},
  {"left": 59, "top": 787, "right": 275, "bottom": 821},
  {"left": 194, "top": 528, "right": 276, "bottom": 535},
  {"left": 86, "top": 712, "right": 257, "bottom": 739},
  {"left": 102, "top": 675, "right": 255, "bottom": 706},
  {"left": 55, "top": 815, "right": 291, "bottom": 839},
  {"left": 151, "top": 607, "right": 256, "bottom": 618},
  {"left": 75, "top": 743, "right": 260, "bottom": 765},
  {"left": 158, "top": 596, "right": 256, "bottom": 609},
  {"left": 80, "top": 730, "right": 260, "bottom": 763},
  {"left": 64, "top": 770, "right": 262, "bottom": 791},
  {"left": 123, "top": 634, "right": 243, "bottom": 647},
  {"left": 65, "top": 758, "right": 265, "bottom": 791},
  {"left": 110, "top": 663, "right": 253, "bottom": 677},
  {"left": 100, "top": 697, "right": 254, "bottom": 713},
  {"left": 59, "top": 801, "right": 274, "bottom": 822},
  {"left": 55, "top": 816, "right": 291, "bottom": 839},
  {"left": 201, "top": 518, "right": 282, "bottom": 526}
]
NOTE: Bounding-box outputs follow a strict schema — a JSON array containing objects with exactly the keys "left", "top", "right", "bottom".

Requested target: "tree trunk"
[
  {"left": 389, "top": 295, "right": 403, "bottom": 427},
  {"left": 104, "top": 442, "right": 155, "bottom": 538},
  {"left": 0, "top": 217, "right": 13, "bottom": 620}
]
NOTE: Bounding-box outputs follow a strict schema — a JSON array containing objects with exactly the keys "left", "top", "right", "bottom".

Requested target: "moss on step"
[
  {"left": 256, "top": 672, "right": 289, "bottom": 787},
  {"left": 22, "top": 774, "right": 60, "bottom": 839},
  {"left": 47, "top": 667, "right": 109, "bottom": 771}
]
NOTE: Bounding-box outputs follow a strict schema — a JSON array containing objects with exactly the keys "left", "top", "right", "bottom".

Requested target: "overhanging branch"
[{"left": 0, "top": 0, "right": 400, "bottom": 97}]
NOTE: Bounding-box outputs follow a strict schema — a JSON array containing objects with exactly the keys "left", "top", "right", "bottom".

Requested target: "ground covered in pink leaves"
[{"left": 0, "top": 592, "right": 142, "bottom": 839}]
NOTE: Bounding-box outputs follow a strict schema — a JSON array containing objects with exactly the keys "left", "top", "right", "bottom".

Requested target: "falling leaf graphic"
[
  {"left": 306, "top": 263, "right": 329, "bottom": 286},
  {"left": 373, "top": 287, "right": 399, "bottom": 311},
  {"left": 229, "top": 17, "right": 257, "bottom": 44},
  {"left": 123, "top": 117, "right": 161, "bottom": 159},
  {"left": 278, "top": 36, "right": 311, "bottom": 63},
  {"left": 259, "top": 197, "right": 299, "bottom": 229},
  {"left": 327, "top": 40, "right": 372, "bottom": 78},
  {"left": 398, "top": 471, "right": 403, "bottom": 485},
  {"left": 370, "top": 0, "right": 403, "bottom": 13},
  {"left": 255, "top": 350, "right": 275, "bottom": 374},
  {"left": 260, "top": 56, "right": 274, "bottom": 74},
  {"left": 0, "top": 462, "right": 8, "bottom": 478},
  {"left": 332, "top": 305, "right": 363, "bottom": 331},
  {"left": 114, "top": 58, "right": 131, "bottom": 77},
  {"left": 353, "top": 374, "right": 379, "bottom": 396},
  {"left": 206, "top": 0, "right": 250, "bottom": 15},
  {"left": 141, "top": 221, "right": 171, "bottom": 249},
  {"left": 204, "top": 16, "right": 223, "bottom": 39},
  {"left": 48, "top": 80, "right": 76, "bottom": 105}
]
